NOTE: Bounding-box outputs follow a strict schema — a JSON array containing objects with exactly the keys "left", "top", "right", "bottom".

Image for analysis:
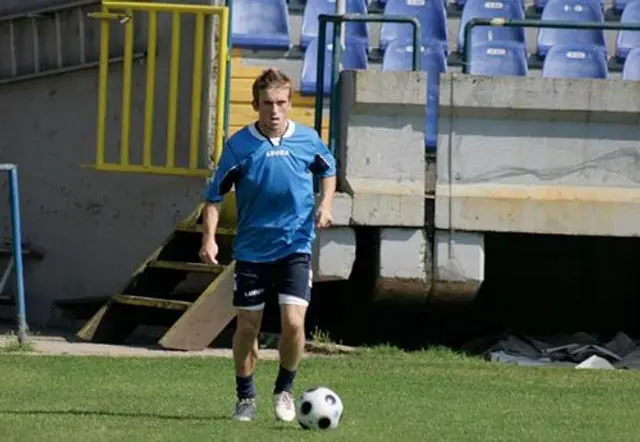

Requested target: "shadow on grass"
[{"left": 0, "top": 409, "right": 228, "bottom": 421}]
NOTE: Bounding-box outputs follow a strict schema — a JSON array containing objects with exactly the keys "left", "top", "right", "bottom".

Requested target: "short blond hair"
[{"left": 252, "top": 68, "right": 292, "bottom": 102}]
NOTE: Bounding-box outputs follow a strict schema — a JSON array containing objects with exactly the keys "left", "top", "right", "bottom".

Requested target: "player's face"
[{"left": 254, "top": 86, "right": 291, "bottom": 133}]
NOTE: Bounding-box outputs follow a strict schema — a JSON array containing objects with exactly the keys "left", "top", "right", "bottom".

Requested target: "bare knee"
[
  {"left": 235, "top": 310, "right": 262, "bottom": 340},
  {"left": 280, "top": 304, "right": 307, "bottom": 336}
]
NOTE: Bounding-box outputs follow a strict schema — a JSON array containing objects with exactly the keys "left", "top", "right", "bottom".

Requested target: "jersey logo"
[{"left": 266, "top": 149, "right": 290, "bottom": 158}]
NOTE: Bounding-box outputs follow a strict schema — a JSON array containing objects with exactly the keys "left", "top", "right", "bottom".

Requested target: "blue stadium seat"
[
  {"left": 382, "top": 38, "right": 447, "bottom": 151},
  {"left": 542, "top": 43, "right": 608, "bottom": 79},
  {"left": 535, "top": 0, "right": 603, "bottom": 11},
  {"left": 457, "top": 0, "right": 526, "bottom": 8},
  {"left": 232, "top": 0, "right": 291, "bottom": 50},
  {"left": 379, "top": 0, "right": 448, "bottom": 54},
  {"left": 616, "top": 1, "right": 640, "bottom": 59},
  {"left": 300, "top": 0, "right": 369, "bottom": 50},
  {"left": 622, "top": 47, "right": 640, "bottom": 80},
  {"left": 537, "top": 0, "right": 606, "bottom": 57},
  {"left": 614, "top": 0, "right": 632, "bottom": 12},
  {"left": 458, "top": 0, "right": 525, "bottom": 53},
  {"left": 468, "top": 41, "right": 528, "bottom": 76},
  {"left": 300, "top": 38, "right": 369, "bottom": 96}
]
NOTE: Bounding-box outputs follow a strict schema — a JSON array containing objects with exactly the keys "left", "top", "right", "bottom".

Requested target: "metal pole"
[
  {"left": 0, "top": 164, "right": 28, "bottom": 344},
  {"left": 313, "top": 14, "right": 421, "bottom": 138},
  {"left": 223, "top": 0, "right": 233, "bottom": 146},
  {"left": 314, "top": 19, "right": 327, "bottom": 135},
  {"left": 336, "top": 0, "right": 346, "bottom": 49},
  {"left": 329, "top": 18, "right": 341, "bottom": 157}
]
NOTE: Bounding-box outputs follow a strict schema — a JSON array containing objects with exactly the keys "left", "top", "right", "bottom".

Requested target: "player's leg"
[
  {"left": 231, "top": 260, "right": 269, "bottom": 422},
  {"left": 272, "top": 253, "right": 312, "bottom": 422}
]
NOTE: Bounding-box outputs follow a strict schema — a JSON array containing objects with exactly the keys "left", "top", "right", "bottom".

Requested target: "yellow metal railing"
[{"left": 89, "top": 1, "right": 229, "bottom": 177}]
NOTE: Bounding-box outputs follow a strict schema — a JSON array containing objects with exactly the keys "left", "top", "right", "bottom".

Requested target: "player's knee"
[
  {"left": 235, "top": 310, "right": 262, "bottom": 340},
  {"left": 280, "top": 305, "right": 306, "bottom": 336}
]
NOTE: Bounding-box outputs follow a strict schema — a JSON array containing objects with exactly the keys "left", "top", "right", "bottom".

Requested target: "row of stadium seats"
[
  {"left": 299, "top": 37, "right": 639, "bottom": 149},
  {"left": 285, "top": 0, "right": 632, "bottom": 13},
  {"left": 232, "top": 0, "right": 640, "bottom": 59}
]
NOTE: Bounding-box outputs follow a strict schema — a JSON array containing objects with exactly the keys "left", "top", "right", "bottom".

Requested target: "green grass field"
[{"left": 1, "top": 346, "right": 640, "bottom": 441}]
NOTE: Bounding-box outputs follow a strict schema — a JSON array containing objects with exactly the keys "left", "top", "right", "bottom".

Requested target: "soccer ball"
[{"left": 296, "top": 386, "right": 344, "bottom": 430}]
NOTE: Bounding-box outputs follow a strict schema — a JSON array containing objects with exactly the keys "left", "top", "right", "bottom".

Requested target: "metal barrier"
[
  {"left": 0, "top": 1, "right": 146, "bottom": 85},
  {"left": 0, "top": 164, "right": 28, "bottom": 344},
  {"left": 314, "top": 14, "right": 422, "bottom": 160},
  {"left": 222, "top": 0, "right": 234, "bottom": 151},
  {"left": 89, "top": 1, "right": 230, "bottom": 177},
  {"left": 462, "top": 18, "right": 640, "bottom": 74}
]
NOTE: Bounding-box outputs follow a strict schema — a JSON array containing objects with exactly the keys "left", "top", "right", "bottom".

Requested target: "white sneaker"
[
  {"left": 232, "top": 398, "right": 256, "bottom": 422},
  {"left": 272, "top": 391, "right": 296, "bottom": 422}
]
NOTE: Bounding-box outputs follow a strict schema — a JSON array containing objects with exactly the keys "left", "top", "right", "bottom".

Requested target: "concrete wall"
[
  {"left": 336, "top": 69, "right": 640, "bottom": 307},
  {"left": 337, "top": 69, "right": 483, "bottom": 303},
  {"left": 436, "top": 74, "right": 640, "bottom": 237},
  {"left": 0, "top": 0, "right": 221, "bottom": 326},
  {"left": 0, "top": 0, "right": 80, "bottom": 17}
]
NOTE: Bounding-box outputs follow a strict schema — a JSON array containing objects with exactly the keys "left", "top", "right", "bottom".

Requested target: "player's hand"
[
  {"left": 315, "top": 204, "right": 333, "bottom": 229},
  {"left": 199, "top": 235, "right": 219, "bottom": 264}
]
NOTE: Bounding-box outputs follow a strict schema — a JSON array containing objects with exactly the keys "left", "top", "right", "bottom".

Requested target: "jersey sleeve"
[
  {"left": 204, "top": 143, "right": 241, "bottom": 203},
  {"left": 309, "top": 134, "right": 337, "bottom": 178}
]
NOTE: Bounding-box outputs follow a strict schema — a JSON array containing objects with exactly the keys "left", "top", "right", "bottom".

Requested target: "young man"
[{"left": 199, "top": 68, "right": 337, "bottom": 422}]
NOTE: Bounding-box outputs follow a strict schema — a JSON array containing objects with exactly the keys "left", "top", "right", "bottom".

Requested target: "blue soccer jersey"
[{"left": 205, "top": 120, "right": 336, "bottom": 263}]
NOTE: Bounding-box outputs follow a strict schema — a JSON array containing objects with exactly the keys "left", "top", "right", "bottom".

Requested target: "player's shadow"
[{"left": 0, "top": 409, "right": 228, "bottom": 421}]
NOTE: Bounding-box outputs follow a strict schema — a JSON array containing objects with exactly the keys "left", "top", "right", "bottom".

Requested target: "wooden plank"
[
  {"left": 147, "top": 260, "right": 225, "bottom": 274},
  {"left": 230, "top": 56, "right": 264, "bottom": 78},
  {"left": 159, "top": 262, "right": 237, "bottom": 351},
  {"left": 180, "top": 203, "right": 204, "bottom": 226},
  {"left": 76, "top": 303, "right": 109, "bottom": 341},
  {"left": 76, "top": 203, "right": 214, "bottom": 343},
  {"left": 112, "top": 294, "right": 192, "bottom": 311},
  {"left": 0, "top": 244, "right": 45, "bottom": 260}
]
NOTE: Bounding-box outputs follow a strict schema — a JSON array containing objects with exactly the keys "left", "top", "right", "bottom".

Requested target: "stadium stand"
[
  {"left": 468, "top": 40, "right": 529, "bottom": 76},
  {"left": 378, "top": 0, "right": 448, "bottom": 54},
  {"left": 537, "top": 0, "right": 606, "bottom": 57},
  {"left": 232, "top": 0, "right": 292, "bottom": 50},
  {"left": 301, "top": 0, "right": 369, "bottom": 49},
  {"left": 535, "top": 0, "right": 605, "bottom": 12},
  {"left": 622, "top": 46, "right": 640, "bottom": 78},
  {"left": 542, "top": 43, "right": 609, "bottom": 78},
  {"left": 300, "top": 37, "right": 369, "bottom": 95},
  {"left": 616, "top": 0, "right": 640, "bottom": 59},
  {"left": 228, "top": 0, "right": 633, "bottom": 152},
  {"left": 458, "top": 0, "right": 526, "bottom": 53},
  {"left": 381, "top": 38, "right": 447, "bottom": 150},
  {"left": 614, "top": 0, "right": 633, "bottom": 12}
]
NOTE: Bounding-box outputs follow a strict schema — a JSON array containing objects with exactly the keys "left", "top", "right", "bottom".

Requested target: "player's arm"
[
  {"left": 200, "top": 144, "right": 241, "bottom": 263},
  {"left": 310, "top": 136, "right": 337, "bottom": 228}
]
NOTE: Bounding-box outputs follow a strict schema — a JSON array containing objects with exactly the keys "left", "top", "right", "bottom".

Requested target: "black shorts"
[{"left": 233, "top": 253, "right": 312, "bottom": 311}]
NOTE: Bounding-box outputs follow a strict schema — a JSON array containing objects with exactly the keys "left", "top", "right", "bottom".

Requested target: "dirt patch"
[{"left": 0, "top": 331, "right": 358, "bottom": 359}]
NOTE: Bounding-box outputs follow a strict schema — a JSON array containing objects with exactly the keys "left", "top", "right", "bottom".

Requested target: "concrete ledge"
[
  {"left": 439, "top": 73, "right": 640, "bottom": 124},
  {"left": 374, "top": 228, "right": 431, "bottom": 303},
  {"left": 352, "top": 192, "right": 424, "bottom": 226},
  {"left": 340, "top": 70, "right": 427, "bottom": 227},
  {"left": 316, "top": 192, "right": 352, "bottom": 226},
  {"left": 352, "top": 70, "right": 427, "bottom": 108},
  {"left": 312, "top": 227, "right": 356, "bottom": 282},
  {"left": 432, "top": 230, "right": 484, "bottom": 303},
  {"left": 435, "top": 183, "right": 640, "bottom": 237}
]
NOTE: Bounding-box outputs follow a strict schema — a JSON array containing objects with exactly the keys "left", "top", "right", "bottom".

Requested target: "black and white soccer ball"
[{"left": 296, "top": 386, "right": 344, "bottom": 430}]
